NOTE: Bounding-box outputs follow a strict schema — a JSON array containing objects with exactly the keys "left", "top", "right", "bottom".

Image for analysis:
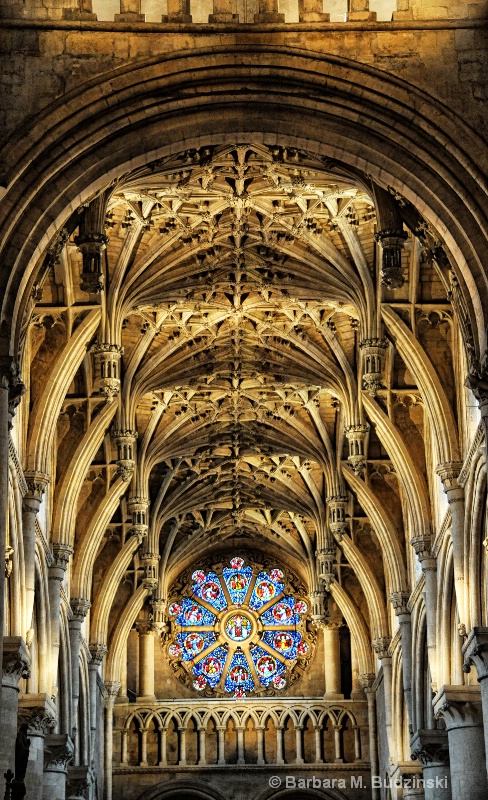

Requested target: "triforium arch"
[{"left": 2, "top": 9, "right": 488, "bottom": 800}]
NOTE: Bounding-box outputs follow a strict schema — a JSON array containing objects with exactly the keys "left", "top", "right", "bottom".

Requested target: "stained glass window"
[{"left": 167, "top": 556, "right": 310, "bottom": 698}]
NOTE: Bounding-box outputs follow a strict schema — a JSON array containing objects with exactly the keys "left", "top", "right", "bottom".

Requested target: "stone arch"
[
  {"left": 1, "top": 47, "right": 488, "bottom": 369},
  {"left": 134, "top": 778, "right": 228, "bottom": 800}
]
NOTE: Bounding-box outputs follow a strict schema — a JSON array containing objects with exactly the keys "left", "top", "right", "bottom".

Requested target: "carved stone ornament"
[
  {"left": 374, "top": 228, "right": 408, "bottom": 289},
  {"left": 410, "top": 729, "right": 450, "bottom": 767},
  {"left": 17, "top": 706, "right": 56, "bottom": 736},
  {"left": 433, "top": 685, "right": 484, "bottom": 730},
  {"left": 88, "top": 643, "right": 107, "bottom": 666},
  {"left": 462, "top": 627, "right": 488, "bottom": 682},
  {"left": 44, "top": 734, "right": 74, "bottom": 772},
  {"left": 2, "top": 637, "right": 31, "bottom": 689},
  {"left": 372, "top": 637, "right": 391, "bottom": 660},
  {"left": 70, "top": 598, "right": 91, "bottom": 622},
  {"left": 390, "top": 591, "right": 411, "bottom": 616}
]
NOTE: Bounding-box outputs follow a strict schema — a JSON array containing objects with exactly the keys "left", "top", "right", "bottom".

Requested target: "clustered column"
[
  {"left": 23, "top": 472, "right": 49, "bottom": 632},
  {"left": 463, "top": 627, "right": 488, "bottom": 778},
  {"left": 359, "top": 673, "right": 380, "bottom": 800},
  {"left": 0, "top": 638, "right": 31, "bottom": 779},
  {"left": 410, "top": 729, "right": 452, "bottom": 800}
]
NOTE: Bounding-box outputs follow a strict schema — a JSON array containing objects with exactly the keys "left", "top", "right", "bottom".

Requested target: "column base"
[
  {"left": 299, "top": 12, "right": 330, "bottom": 21},
  {"left": 208, "top": 13, "right": 240, "bottom": 22},
  {"left": 161, "top": 14, "right": 193, "bottom": 22},
  {"left": 63, "top": 11, "right": 98, "bottom": 20},
  {"left": 392, "top": 10, "right": 414, "bottom": 20},
  {"left": 114, "top": 12, "right": 146, "bottom": 21},
  {"left": 324, "top": 692, "right": 344, "bottom": 700},
  {"left": 137, "top": 694, "right": 156, "bottom": 702},
  {"left": 346, "top": 11, "right": 377, "bottom": 20},
  {"left": 254, "top": 13, "right": 286, "bottom": 22}
]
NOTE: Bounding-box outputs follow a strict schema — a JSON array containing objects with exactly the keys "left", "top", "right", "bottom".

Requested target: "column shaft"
[
  {"left": 323, "top": 624, "right": 343, "bottom": 698},
  {"left": 0, "top": 372, "right": 10, "bottom": 706},
  {"left": 137, "top": 628, "right": 156, "bottom": 700},
  {"left": 0, "top": 638, "right": 30, "bottom": 780}
]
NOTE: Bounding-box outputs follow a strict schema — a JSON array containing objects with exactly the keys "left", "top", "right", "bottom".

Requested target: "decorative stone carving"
[
  {"left": 390, "top": 591, "right": 411, "bottom": 616},
  {"left": 67, "top": 765, "right": 95, "bottom": 800},
  {"left": 89, "top": 643, "right": 107, "bottom": 666},
  {"left": 360, "top": 338, "right": 388, "bottom": 396},
  {"left": 2, "top": 637, "right": 30, "bottom": 689},
  {"left": 90, "top": 343, "right": 123, "bottom": 401},
  {"left": 43, "top": 734, "right": 74, "bottom": 772},
  {"left": 410, "top": 729, "right": 449, "bottom": 767},
  {"left": 372, "top": 637, "right": 391, "bottom": 660},
  {"left": 375, "top": 228, "right": 408, "bottom": 288},
  {"left": 70, "top": 598, "right": 91, "bottom": 622},
  {"left": 315, "top": 545, "right": 336, "bottom": 590},
  {"left": 463, "top": 627, "right": 488, "bottom": 682},
  {"left": 433, "top": 685, "right": 484, "bottom": 729},
  {"left": 112, "top": 429, "right": 137, "bottom": 481},
  {"left": 23, "top": 471, "right": 49, "bottom": 510},
  {"left": 327, "top": 495, "right": 348, "bottom": 540},
  {"left": 50, "top": 543, "right": 73, "bottom": 581},
  {"left": 345, "top": 424, "right": 369, "bottom": 477},
  {"left": 141, "top": 552, "right": 160, "bottom": 592},
  {"left": 5, "top": 544, "right": 14, "bottom": 578}
]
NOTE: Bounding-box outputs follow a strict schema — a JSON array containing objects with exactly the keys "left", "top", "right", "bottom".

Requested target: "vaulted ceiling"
[{"left": 25, "top": 142, "right": 466, "bottom": 673}]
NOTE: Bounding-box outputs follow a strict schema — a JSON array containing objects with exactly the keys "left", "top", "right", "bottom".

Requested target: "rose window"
[{"left": 167, "top": 556, "right": 311, "bottom": 698}]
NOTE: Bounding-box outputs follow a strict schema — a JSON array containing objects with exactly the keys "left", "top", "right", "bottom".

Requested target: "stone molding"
[{"left": 18, "top": 693, "right": 56, "bottom": 736}]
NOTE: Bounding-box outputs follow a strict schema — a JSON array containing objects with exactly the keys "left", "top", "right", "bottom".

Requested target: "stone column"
[
  {"left": 411, "top": 729, "right": 451, "bottom": 800},
  {"left": 217, "top": 726, "right": 226, "bottom": 765},
  {"left": 391, "top": 591, "right": 414, "bottom": 730},
  {"left": 412, "top": 535, "right": 438, "bottom": 689},
  {"left": 436, "top": 463, "right": 466, "bottom": 630},
  {"left": 322, "top": 622, "right": 343, "bottom": 699},
  {"left": 104, "top": 681, "right": 121, "bottom": 800},
  {"left": 198, "top": 727, "right": 207, "bottom": 766},
  {"left": 209, "top": 0, "right": 239, "bottom": 23},
  {"left": 178, "top": 727, "right": 187, "bottom": 765},
  {"left": 69, "top": 599, "right": 90, "bottom": 751},
  {"left": 49, "top": 544, "right": 73, "bottom": 697},
  {"left": 159, "top": 729, "right": 167, "bottom": 766},
  {"left": 433, "top": 685, "right": 488, "bottom": 800},
  {"left": 66, "top": 765, "right": 94, "bottom": 800},
  {"left": 298, "top": 0, "right": 329, "bottom": 21},
  {"left": 359, "top": 675, "right": 380, "bottom": 799},
  {"left": 463, "top": 627, "right": 488, "bottom": 777},
  {"left": 314, "top": 725, "right": 323, "bottom": 764},
  {"left": 254, "top": 0, "right": 285, "bottom": 23},
  {"left": 43, "top": 734, "right": 74, "bottom": 800},
  {"left": 88, "top": 644, "right": 106, "bottom": 751},
  {"left": 276, "top": 725, "right": 284, "bottom": 765},
  {"left": 0, "top": 638, "right": 31, "bottom": 779},
  {"left": 0, "top": 357, "right": 25, "bottom": 707},
  {"left": 115, "top": 0, "right": 145, "bottom": 21},
  {"left": 18, "top": 694, "right": 56, "bottom": 799},
  {"left": 136, "top": 622, "right": 156, "bottom": 701},
  {"left": 237, "top": 726, "right": 245, "bottom": 765},
  {"left": 162, "top": 0, "right": 192, "bottom": 22},
  {"left": 23, "top": 472, "right": 49, "bottom": 632},
  {"left": 257, "top": 727, "right": 265, "bottom": 765},
  {"left": 295, "top": 725, "right": 304, "bottom": 765},
  {"left": 373, "top": 638, "right": 394, "bottom": 760},
  {"left": 347, "top": 0, "right": 376, "bottom": 20}
]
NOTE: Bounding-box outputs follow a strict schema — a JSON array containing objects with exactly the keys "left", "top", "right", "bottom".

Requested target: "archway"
[{"left": 134, "top": 778, "right": 228, "bottom": 800}]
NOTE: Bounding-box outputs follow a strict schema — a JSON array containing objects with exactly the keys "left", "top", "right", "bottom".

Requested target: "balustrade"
[{"left": 113, "top": 698, "right": 369, "bottom": 769}]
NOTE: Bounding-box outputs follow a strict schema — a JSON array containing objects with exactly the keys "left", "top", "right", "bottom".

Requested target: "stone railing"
[{"left": 113, "top": 697, "right": 369, "bottom": 768}]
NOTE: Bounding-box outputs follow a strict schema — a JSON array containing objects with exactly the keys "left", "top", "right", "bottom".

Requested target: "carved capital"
[
  {"left": 70, "top": 598, "right": 91, "bottom": 622},
  {"left": 23, "top": 471, "right": 49, "bottom": 509},
  {"left": 358, "top": 672, "right": 376, "bottom": 690},
  {"left": 88, "top": 643, "right": 107, "bottom": 666},
  {"left": 436, "top": 462, "right": 464, "bottom": 493},
  {"left": 67, "top": 765, "right": 95, "bottom": 800},
  {"left": 104, "top": 681, "right": 121, "bottom": 705},
  {"left": 50, "top": 543, "right": 73, "bottom": 578},
  {"left": 2, "top": 637, "right": 30, "bottom": 689},
  {"left": 373, "top": 637, "right": 391, "bottom": 660},
  {"left": 18, "top": 705, "right": 56, "bottom": 736},
  {"left": 462, "top": 627, "right": 488, "bottom": 682},
  {"left": 410, "top": 729, "right": 449, "bottom": 767},
  {"left": 44, "top": 734, "right": 74, "bottom": 772},
  {"left": 433, "top": 685, "right": 484, "bottom": 730},
  {"left": 410, "top": 534, "right": 435, "bottom": 565},
  {"left": 390, "top": 591, "right": 411, "bottom": 616}
]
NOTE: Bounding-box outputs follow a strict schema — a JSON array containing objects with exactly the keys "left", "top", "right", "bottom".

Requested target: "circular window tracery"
[{"left": 167, "top": 556, "right": 311, "bottom": 698}]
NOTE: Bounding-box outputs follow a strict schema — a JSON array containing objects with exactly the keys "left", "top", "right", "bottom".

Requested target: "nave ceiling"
[{"left": 21, "top": 141, "right": 470, "bottom": 687}]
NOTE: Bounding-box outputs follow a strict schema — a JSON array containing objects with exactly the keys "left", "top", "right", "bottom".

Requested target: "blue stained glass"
[
  {"left": 249, "top": 570, "right": 285, "bottom": 611},
  {"left": 222, "top": 565, "right": 253, "bottom": 606},
  {"left": 176, "top": 631, "right": 217, "bottom": 661},
  {"left": 175, "top": 597, "right": 216, "bottom": 627},
  {"left": 193, "top": 644, "right": 228, "bottom": 688},
  {"left": 261, "top": 629, "right": 302, "bottom": 659},
  {"left": 193, "top": 571, "right": 227, "bottom": 611},
  {"left": 224, "top": 649, "right": 255, "bottom": 693},
  {"left": 259, "top": 595, "right": 299, "bottom": 625},
  {"left": 250, "top": 644, "right": 286, "bottom": 687}
]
